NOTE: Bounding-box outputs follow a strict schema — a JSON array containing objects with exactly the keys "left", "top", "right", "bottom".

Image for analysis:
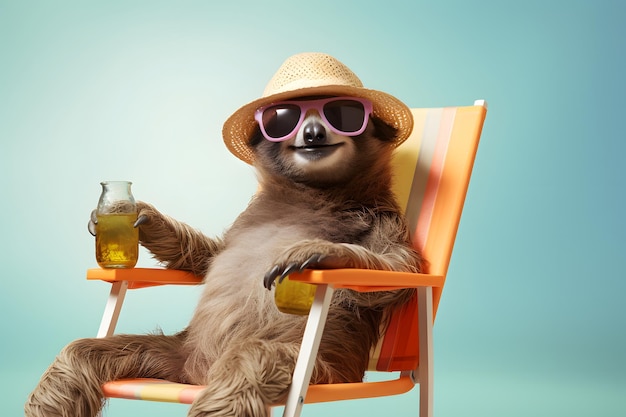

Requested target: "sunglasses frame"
[{"left": 254, "top": 96, "right": 373, "bottom": 142}]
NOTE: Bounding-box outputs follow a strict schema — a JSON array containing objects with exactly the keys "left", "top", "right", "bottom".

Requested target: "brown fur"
[{"left": 25, "top": 113, "right": 423, "bottom": 417}]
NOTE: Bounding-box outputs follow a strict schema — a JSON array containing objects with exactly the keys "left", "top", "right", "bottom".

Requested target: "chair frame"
[{"left": 87, "top": 99, "right": 488, "bottom": 417}]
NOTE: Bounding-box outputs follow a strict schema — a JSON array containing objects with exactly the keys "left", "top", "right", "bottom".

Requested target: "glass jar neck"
[{"left": 98, "top": 181, "right": 136, "bottom": 214}]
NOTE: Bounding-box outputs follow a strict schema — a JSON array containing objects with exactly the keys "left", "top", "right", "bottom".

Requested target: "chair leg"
[
  {"left": 417, "top": 286, "right": 434, "bottom": 417},
  {"left": 282, "top": 284, "right": 334, "bottom": 417},
  {"left": 96, "top": 280, "right": 129, "bottom": 338}
]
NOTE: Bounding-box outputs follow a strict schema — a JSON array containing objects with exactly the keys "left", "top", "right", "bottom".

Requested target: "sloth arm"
[
  {"left": 134, "top": 202, "right": 225, "bottom": 277},
  {"left": 361, "top": 211, "right": 424, "bottom": 272},
  {"left": 338, "top": 212, "right": 424, "bottom": 310},
  {"left": 265, "top": 211, "right": 424, "bottom": 310}
]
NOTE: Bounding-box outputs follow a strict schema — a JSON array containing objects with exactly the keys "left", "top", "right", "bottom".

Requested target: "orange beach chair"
[{"left": 87, "top": 100, "right": 488, "bottom": 417}]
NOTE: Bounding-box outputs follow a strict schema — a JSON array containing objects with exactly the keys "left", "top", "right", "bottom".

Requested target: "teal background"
[{"left": 1, "top": 0, "right": 624, "bottom": 416}]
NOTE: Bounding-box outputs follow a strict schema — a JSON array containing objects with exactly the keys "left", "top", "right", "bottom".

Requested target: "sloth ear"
[{"left": 370, "top": 116, "right": 398, "bottom": 143}]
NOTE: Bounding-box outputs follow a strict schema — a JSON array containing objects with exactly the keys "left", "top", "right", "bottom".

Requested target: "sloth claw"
[
  {"left": 133, "top": 214, "right": 149, "bottom": 228},
  {"left": 88, "top": 209, "right": 98, "bottom": 236},
  {"left": 88, "top": 212, "right": 148, "bottom": 237},
  {"left": 263, "top": 254, "right": 326, "bottom": 291},
  {"left": 264, "top": 265, "right": 282, "bottom": 290},
  {"left": 277, "top": 263, "right": 300, "bottom": 284},
  {"left": 301, "top": 254, "right": 325, "bottom": 270}
]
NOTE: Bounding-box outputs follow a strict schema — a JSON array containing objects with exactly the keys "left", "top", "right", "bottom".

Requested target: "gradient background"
[{"left": 1, "top": 1, "right": 624, "bottom": 416}]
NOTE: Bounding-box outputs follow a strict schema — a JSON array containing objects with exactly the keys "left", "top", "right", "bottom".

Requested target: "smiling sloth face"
[{"left": 250, "top": 107, "right": 398, "bottom": 188}]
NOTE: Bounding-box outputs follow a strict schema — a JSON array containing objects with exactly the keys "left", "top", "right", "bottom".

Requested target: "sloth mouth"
[
  {"left": 291, "top": 143, "right": 343, "bottom": 160},
  {"left": 292, "top": 143, "right": 343, "bottom": 150}
]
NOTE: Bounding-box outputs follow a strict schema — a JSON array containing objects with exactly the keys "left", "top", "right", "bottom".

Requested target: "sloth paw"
[
  {"left": 87, "top": 208, "right": 149, "bottom": 236},
  {"left": 263, "top": 254, "right": 325, "bottom": 290}
]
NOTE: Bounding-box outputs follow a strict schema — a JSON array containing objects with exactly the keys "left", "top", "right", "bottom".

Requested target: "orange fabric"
[
  {"left": 421, "top": 105, "right": 486, "bottom": 312},
  {"left": 372, "top": 105, "right": 485, "bottom": 372},
  {"left": 413, "top": 107, "right": 455, "bottom": 252},
  {"left": 102, "top": 375, "right": 415, "bottom": 405},
  {"left": 102, "top": 378, "right": 205, "bottom": 404}
]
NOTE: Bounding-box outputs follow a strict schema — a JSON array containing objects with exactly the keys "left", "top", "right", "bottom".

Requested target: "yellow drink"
[
  {"left": 95, "top": 213, "right": 139, "bottom": 268},
  {"left": 274, "top": 276, "right": 317, "bottom": 315}
]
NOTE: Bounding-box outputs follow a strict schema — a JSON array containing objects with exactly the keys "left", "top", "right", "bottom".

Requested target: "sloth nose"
[{"left": 303, "top": 120, "right": 327, "bottom": 145}]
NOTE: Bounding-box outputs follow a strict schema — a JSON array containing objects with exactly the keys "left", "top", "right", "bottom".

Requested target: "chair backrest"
[{"left": 369, "top": 101, "right": 487, "bottom": 371}]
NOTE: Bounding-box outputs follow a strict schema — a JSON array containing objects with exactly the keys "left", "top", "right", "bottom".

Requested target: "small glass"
[
  {"left": 274, "top": 277, "right": 317, "bottom": 315},
  {"left": 95, "top": 181, "right": 139, "bottom": 269}
]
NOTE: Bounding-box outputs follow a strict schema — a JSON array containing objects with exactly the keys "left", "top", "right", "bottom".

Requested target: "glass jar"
[
  {"left": 95, "top": 181, "right": 139, "bottom": 269},
  {"left": 274, "top": 277, "right": 317, "bottom": 315}
]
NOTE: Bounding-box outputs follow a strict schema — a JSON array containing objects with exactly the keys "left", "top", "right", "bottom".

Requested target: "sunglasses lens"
[
  {"left": 261, "top": 104, "right": 301, "bottom": 139},
  {"left": 323, "top": 99, "right": 366, "bottom": 133}
]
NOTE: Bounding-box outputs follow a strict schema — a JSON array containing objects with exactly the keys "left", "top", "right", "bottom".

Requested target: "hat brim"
[{"left": 222, "top": 85, "right": 414, "bottom": 164}]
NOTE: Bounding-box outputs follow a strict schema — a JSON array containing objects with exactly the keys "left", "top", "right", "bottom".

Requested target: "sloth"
[{"left": 25, "top": 53, "right": 424, "bottom": 417}]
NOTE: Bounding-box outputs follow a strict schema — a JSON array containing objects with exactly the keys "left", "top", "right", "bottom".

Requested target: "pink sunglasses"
[{"left": 254, "top": 96, "right": 373, "bottom": 142}]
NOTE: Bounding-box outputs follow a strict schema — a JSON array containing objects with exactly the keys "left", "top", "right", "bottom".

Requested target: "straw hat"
[{"left": 222, "top": 52, "right": 414, "bottom": 164}]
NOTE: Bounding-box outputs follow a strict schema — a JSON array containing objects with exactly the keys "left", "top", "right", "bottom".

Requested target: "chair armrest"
[
  {"left": 288, "top": 269, "right": 444, "bottom": 292},
  {"left": 86, "top": 267, "right": 442, "bottom": 292},
  {"left": 86, "top": 268, "right": 203, "bottom": 289}
]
